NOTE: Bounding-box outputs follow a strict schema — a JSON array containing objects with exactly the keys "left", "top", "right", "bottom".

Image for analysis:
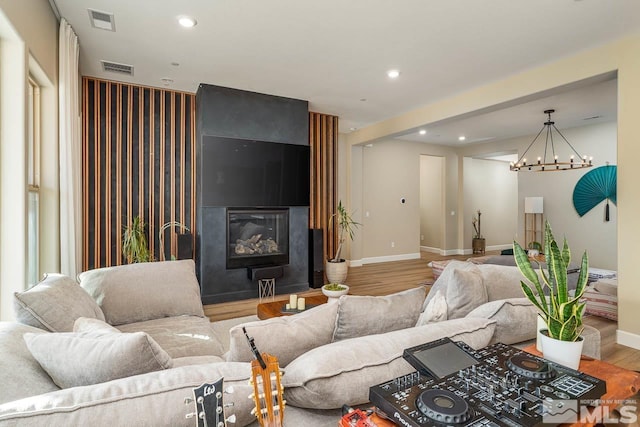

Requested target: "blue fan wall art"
[{"left": 572, "top": 164, "right": 617, "bottom": 221}]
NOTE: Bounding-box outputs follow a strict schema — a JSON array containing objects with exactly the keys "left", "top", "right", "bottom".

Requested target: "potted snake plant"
[{"left": 513, "top": 220, "right": 588, "bottom": 369}]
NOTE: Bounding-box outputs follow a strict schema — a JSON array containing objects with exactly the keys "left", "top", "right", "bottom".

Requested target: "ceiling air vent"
[
  {"left": 88, "top": 9, "right": 115, "bottom": 31},
  {"left": 101, "top": 60, "right": 134, "bottom": 76}
]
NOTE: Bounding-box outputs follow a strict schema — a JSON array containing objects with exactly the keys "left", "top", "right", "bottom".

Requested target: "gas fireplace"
[{"left": 226, "top": 208, "right": 289, "bottom": 269}]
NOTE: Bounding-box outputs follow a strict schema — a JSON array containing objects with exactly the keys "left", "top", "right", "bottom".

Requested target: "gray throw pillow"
[
  {"left": 14, "top": 273, "right": 105, "bottom": 332},
  {"left": 78, "top": 259, "right": 204, "bottom": 326},
  {"left": 73, "top": 317, "right": 121, "bottom": 336},
  {"left": 24, "top": 331, "right": 173, "bottom": 388},
  {"left": 444, "top": 268, "right": 488, "bottom": 319},
  {"left": 332, "top": 287, "right": 427, "bottom": 342},
  {"left": 466, "top": 298, "right": 538, "bottom": 344},
  {"left": 227, "top": 302, "right": 339, "bottom": 366}
]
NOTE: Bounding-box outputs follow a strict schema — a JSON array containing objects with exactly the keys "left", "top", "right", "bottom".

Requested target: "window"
[{"left": 27, "top": 77, "right": 40, "bottom": 288}]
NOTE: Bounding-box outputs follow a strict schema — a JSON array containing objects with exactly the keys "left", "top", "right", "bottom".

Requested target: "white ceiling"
[{"left": 53, "top": 0, "right": 640, "bottom": 140}]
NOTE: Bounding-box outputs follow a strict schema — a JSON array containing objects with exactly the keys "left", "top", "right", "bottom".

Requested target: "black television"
[{"left": 201, "top": 135, "right": 310, "bottom": 207}]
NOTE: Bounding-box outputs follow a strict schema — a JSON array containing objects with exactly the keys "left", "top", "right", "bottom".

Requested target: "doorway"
[{"left": 419, "top": 155, "right": 445, "bottom": 254}]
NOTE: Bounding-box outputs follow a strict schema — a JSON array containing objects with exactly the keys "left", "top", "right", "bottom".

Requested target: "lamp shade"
[{"left": 524, "top": 197, "right": 544, "bottom": 214}]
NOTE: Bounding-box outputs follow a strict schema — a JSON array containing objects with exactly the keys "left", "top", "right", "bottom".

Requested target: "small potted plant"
[
  {"left": 122, "top": 216, "right": 152, "bottom": 263},
  {"left": 325, "top": 200, "right": 361, "bottom": 284},
  {"left": 321, "top": 282, "right": 349, "bottom": 302},
  {"left": 513, "top": 221, "right": 588, "bottom": 369},
  {"left": 472, "top": 210, "right": 485, "bottom": 254}
]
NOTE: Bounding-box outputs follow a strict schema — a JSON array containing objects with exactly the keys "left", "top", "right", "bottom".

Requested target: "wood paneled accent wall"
[
  {"left": 82, "top": 77, "right": 196, "bottom": 270},
  {"left": 309, "top": 112, "right": 339, "bottom": 262}
]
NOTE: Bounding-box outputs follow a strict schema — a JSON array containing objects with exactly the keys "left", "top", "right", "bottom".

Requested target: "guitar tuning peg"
[
  {"left": 282, "top": 399, "right": 287, "bottom": 406},
  {"left": 250, "top": 408, "right": 257, "bottom": 416},
  {"left": 216, "top": 406, "right": 223, "bottom": 414},
  {"left": 216, "top": 391, "right": 222, "bottom": 399},
  {"left": 248, "top": 393, "right": 254, "bottom": 400},
  {"left": 225, "top": 386, "right": 234, "bottom": 394},
  {"left": 248, "top": 379, "right": 254, "bottom": 386},
  {"left": 185, "top": 412, "right": 196, "bottom": 419},
  {"left": 184, "top": 397, "right": 194, "bottom": 405},
  {"left": 226, "top": 414, "right": 237, "bottom": 424}
]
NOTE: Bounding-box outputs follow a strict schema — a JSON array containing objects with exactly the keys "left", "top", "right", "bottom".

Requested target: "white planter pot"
[
  {"left": 322, "top": 284, "right": 349, "bottom": 303},
  {"left": 539, "top": 330, "right": 584, "bottom": 370},
  {"left": 325, "top": 260, "right": 348, "bottom": 284}
]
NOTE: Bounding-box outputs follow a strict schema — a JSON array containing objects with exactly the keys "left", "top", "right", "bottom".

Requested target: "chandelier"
[{"left": 510, "top": 109, "right": 593, "bottom": 172}]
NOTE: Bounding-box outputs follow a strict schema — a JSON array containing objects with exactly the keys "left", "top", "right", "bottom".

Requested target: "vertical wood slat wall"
[
  {"left": 82, "top": 77, "right": 196, "bottom": 270},
  {"left": 309, "top": 112, "right": 339, "bottom": 263}
]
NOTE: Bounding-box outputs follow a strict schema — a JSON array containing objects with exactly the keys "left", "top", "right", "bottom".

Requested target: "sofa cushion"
[
  {"left": 332, "top": 287, "right": 427, "bottom": 342},
  {"left": 73, "top": 317, "right": 121, "bottom": 336},
  {"left": 0, "top": 322, "right": 60, "bottom": 405},
  {"left": 227, "top": 302, "right": 338, "bottom": 367},
  {"left": 476, "top": 264, "right": 531, "bottom": 301},
  {"left": 78, "top": 259, "right": 204, "bottom": 326},
  {"left": 465, "top": 298, "right": 538, "bottom": 344},
  {"left": 117, "top": 315, "right": 226, "bottom": 358},
  {"left": 282, "top": 317, "right": 496, "bottom": 409},
  {"left": 13, "top": 274, "right": 105, "bottom": 332},
  {"left": 24, "top": 331, "right": 173, "bottom": 388},
  {"left": 0, "top": 363, "right": 256, "bottom": 427},
  {"left": 172, "top": 355, "right": 226, "bottom": 367}
]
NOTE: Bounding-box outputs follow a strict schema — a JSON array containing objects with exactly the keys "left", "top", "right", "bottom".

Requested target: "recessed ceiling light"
[
  {"left": 349, "top": 127, "right": 357, "bottom": 131},
  {"left": 419, "top": 129, "right": 427, "bottom": 135},
  {"left": 177, "top": 15, "right": 197, "bottom": 28},
  {"left": 171, "top": 62, "right": 180, "bottom": 67},
  {"left": 161, "top": 78, "right": 174, "bottom": 86},
  {"left": 387, "top": 69, "right": 400, "bottom": 79},
  {"left": 458, "top": 136, "right": 466, "bottom": 141}
]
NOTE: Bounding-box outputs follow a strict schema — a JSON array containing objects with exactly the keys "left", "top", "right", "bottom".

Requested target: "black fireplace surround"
[{"left": 196, "top": 83, "right": 310, "bottom": 303}]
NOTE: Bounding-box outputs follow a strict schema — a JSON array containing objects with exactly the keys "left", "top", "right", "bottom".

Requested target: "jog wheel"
[
  {"left": 416, "top": 389, "right": 472, "bottom": 424},
  {"left": 507, "top": 354, "right": 555, "bottom": 380}
]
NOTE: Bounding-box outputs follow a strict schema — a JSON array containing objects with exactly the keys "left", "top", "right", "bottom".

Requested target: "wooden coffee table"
[
  {"left": 256, "top": 294, "right": 328, "bottom": 320},
  {"left": 524, "top": 344, "right": 640, "bottom": 426}
]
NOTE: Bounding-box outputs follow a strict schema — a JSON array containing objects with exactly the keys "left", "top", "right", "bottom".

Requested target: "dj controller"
[{"left": 369, "top": 340, "right": 606, "bottom": 427}]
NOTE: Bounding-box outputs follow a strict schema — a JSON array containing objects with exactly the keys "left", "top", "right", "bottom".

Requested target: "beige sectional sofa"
[{"left": 0, "top": 259, "right": 598, "bottom": 426}]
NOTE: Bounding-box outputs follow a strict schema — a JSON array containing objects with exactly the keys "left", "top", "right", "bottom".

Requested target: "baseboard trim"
[
  {"left": 442, "top": 249, "right": 465, "bottom": 256},
  {"left": 348, "top": 259, "right": 363, "bottom": 268},
  {"left": 617, "top": 329, "right": 640, "bottom": 350},
  {"left": 362, "top": 253, "right": 421, "bottom": 265},
  {"left": 420, "top": 246, "right": 445, "bottom": 255}
]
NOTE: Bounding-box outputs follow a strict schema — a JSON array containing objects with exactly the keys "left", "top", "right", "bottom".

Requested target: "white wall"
[
  {"left": 462, "top": 157, "right": 518, "bottom": 250},
  {"left": 419, "top": 155, "right": 444, "bottom": 250},
  {"left": 517, "top": 121, "right": 617, "bottom": 269},
  {"left": 0, "top": 0, "right": 58, "bottom": 320}
]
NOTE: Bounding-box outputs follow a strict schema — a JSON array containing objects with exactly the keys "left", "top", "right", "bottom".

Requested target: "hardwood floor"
[{"left": 203, "top": 250, "right": 640, "bottom": 371}]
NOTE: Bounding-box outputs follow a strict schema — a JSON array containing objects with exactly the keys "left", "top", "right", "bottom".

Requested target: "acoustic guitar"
[
  {"left": 184, "top": 377, "right": 236, "bottom": 427},
  {"left": 243, "top": 327, "right": 285, "bottom": 427}
]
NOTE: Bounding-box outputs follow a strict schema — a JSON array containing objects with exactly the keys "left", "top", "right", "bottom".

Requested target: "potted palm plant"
[
  {"left": 324, "top": 200, "right": 361, "bottom": 287},
  {"left": 513, "top": 221, "right": 588, "bottom": 369},
  {"left": 472, "top": 210, "right": 485, "bottom": 254},
  {"left": 122, "top": 216, "right": 152, "bottom": 263}
]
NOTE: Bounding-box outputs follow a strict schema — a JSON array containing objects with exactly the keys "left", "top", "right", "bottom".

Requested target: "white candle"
[
  {"left": 285, "top": 303, "right": 290, "bottom": 310},
  {"left": 297, "top": 297, "right": 306, "bottom": 310},
  {"left": 289, "top": 294, "right": 297, "bottom": 308}
]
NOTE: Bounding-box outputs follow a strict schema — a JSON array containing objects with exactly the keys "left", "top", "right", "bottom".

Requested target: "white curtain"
[{"left": 59, "top": 18, "right": 82, "bottom": 278}]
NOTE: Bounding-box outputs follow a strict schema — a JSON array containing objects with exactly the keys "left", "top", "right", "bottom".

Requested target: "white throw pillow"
[{"left": 415, "top": 289, "right": 448, "bottom": 326}]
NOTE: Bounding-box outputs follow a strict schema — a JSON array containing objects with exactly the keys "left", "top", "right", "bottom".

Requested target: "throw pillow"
[
  {"left": 14, "top": 273, "right": 105, "bottom": 332},
  {"left": 24, "top": 331, "right": 173, "bottom": 388},
  {"left": 332, "top": 286, "right": 427, "bottom": 342},
  {"left": 227, "top": 302, "right": 339, "bottom": 366},
  {"left": 422, "top": 260, "right": 479, "bottom": 311},
  {"left": 73, "top": 317, "right": 121, "bottom": 336},
  {"left": 415, "top": 289, "right": 447, "bottom": 326},
  {"left": 283, "top": 317, "right": 496, "bottom": 409},
  {"left": 465, "top": 298, "right": 537, "bottom": 344},
  {"left": 79, "top": 259, "right": 204, "bottom": 326}
]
